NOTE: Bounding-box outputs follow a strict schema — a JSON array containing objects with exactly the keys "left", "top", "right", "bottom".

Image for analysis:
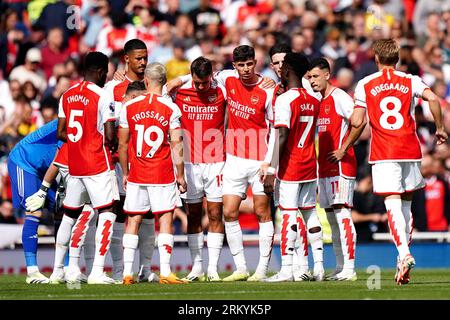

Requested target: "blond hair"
[
  {"left": 372, "top": 39, "right": 400, "bottom": 66},
  {"left": 144, "top": 62, "right": 167, "bottom": 85}
]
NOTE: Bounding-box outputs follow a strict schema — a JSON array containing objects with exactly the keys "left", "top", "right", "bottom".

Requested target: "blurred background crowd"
[{"left": 0, "top": 0, "right": 449, "bottom": 241}]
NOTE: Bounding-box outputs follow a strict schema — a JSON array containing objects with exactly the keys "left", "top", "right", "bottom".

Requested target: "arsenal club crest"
[
  {"left": 324, "top": 105, "right": 330, "bottom": 114},
  {"left": 251, "top": 95, "right": 259, "bottom": 104},
  {"left": 208, "top": 94, "right": 217, "bottom": 103}
]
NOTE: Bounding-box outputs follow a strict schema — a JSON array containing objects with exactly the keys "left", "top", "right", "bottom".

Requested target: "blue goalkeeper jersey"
[{"left": 8, "top": 119, "right": 63, "bottom": 178}]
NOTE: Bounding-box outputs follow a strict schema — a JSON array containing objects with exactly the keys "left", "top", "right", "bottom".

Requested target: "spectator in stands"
[
  {"left": 9, "top": 48, "right": 47, "bottom": 93},
  {"left": 352, "top": 172, "right": 388, "bottom": 242},
  {"left": 165, "top": 40, "right": 190, "bottom": 81},
  {"left": 148, "top": 21, "right": 173, "bottom": 64},
  {"left": 40, "top": 27, "right": 70, "bottom": 80},
  {"left": 412, "top": 154, "right": 450, "bottom": 232}
]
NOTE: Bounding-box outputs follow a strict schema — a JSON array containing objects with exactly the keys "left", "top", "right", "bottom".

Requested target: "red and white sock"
[
  {"left": 83, "top": 211, "right": 96, "bottom": 275},
  {"left": 207, "top": 232, "right": 224, "bottom": 275},
  {"left": 326, "top": 210, "right": 344, "bottom": 272},
  {"left": 280, "top": 211, "right": 297, "bottom": 274},
  {"left": 401, "top": 200, "right": 414, "bottom": 247},
  {"left": 123, "top": 233, "right": 139, "bottom": 277},
  {"left": 158, "top": 233, "right": 174, "bottom": 277},
  {"left": 335, "top": 208, "right": 356, "bottom": 271},
  {"left": 188, "top": 232, "right": 204, "bottom": 275},
  {"left": 224, "top": 220, "right": 247, "bottom": 273},
  {"left": 138, "top": 218, "right": 155, "bottom": 274},
  {"left": 68, "top": 209, "right": 96, "bottom": 272},
  {"left": 91, "top": 211, "right": 116, "bottom": 276},
  {"left": 385, "top": 199, "right": 410, "bottom": 260},
  {"left": 53, "top": 214, "right": 76, "bottom": 271},
  {"left": 295, "top": 215, "right": 309, "bottom": 271},
  {"left": 303, "top": 208, "right": 323, "bottom": 268}
]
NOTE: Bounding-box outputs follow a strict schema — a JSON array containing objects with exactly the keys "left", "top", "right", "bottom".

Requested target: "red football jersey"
[
  {"left": 104, "top": 77, "right": 132, "bottom": 116},
  {"left": 174, "top": 80, "right": 227, "bottom": 164},
  {"left": 53, "top": 143, "right": 68, "bottom": 168},
  {"left": 120, "top": 93, "right": 182, "bottom": 185},
  {"left": 317, "top": 87, "right": 357, "bottom": 179},
  {"left": 274, "top": 88, "right": 320, "bottom": 182},
  {"left": 354, "top": 68, "right": 429, "bottom": 163},
  {"left": 215, "top": 70, "right": 274, "bottom": 161},
  {"left": 58, "top": 81, "right": 116, "bottom": 177}
]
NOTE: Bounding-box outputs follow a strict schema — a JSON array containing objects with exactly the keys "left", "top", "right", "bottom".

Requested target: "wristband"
[
  {"left": 267, "top": 167, "right": 276, "bottom": 174},
  {"left": 40, "top": 180, "right": 51, "bottom": 192}
]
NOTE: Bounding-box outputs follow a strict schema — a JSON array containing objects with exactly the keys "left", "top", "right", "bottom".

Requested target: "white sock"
[
  {"left": 123, "top": 233, "right": 139, "bottom": 277},
  {"left": 91, "top": 212, "right": 116, "bottom": 276},
  {"left": 295, "top": 215, "right": 309, "bottom": 271},
  {"left": 158, "top": 233, "right": 174, "bottom": 277},
  {"left": 27, "top": 266, "right": 39, "bottom": 274},
  {"left": 279, "top": 212, "right": 297, "bottom": 275},
  {"left": 335, "top": 208, "right": 356, "bottom": 270},
  {"left": 110, "top": 222, "right": 125, "bottom": 279},
  {"left": 68, "top": 209, "right": 95, "bottom": 271},
  {"left": 385, "top": 198, "right": 410, "bottom": 260},
  {"left": 54, "top": 215, "right": 76, "bottom": 270},
  {"left": 303, "top": 208, "right": 323, "bottom": 267},
  {"left": 139, "top": 218, "right": 155, "bottom": 274},
  {"left": 207, "top": 232, "right": 224, "bottom": 275},
  {"left": 224, "top": 220, "right": 247, "bottom": 273},
  {"left": 187, "top": 232, "right": 204, "bottom": 274},
  {"left": 326, "top": 210, "right": 343, "bottom": 273},
  {"left": 401, "top": 200, "right": 413, "bottom": 247},
  {"left": 255, "top": 221, "right": 274, "bottom": 276},
  {"left": 83, "top": 212, "right": 96, "bottom": 275}
]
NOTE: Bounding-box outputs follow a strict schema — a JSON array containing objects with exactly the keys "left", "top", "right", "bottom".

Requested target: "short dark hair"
[
  {"left": 233, "top": 45, "right": 255, "bottom": 62},
  {"left": 84, "top": 51, "right": 109, "bottom": 72},
  {"left": 284, "top": 52, "right": 309, "bottom": 79},
  {"left": 309, "top": 57, "right": 331, "bottom": 72},
  {"left": 126, "top": 81, "right": 146, "bottom": 95},
  {"left": 124, "top": 39, "right": 147, "bottom": 54},
  {"left": 269, "top": 43, "right": 291, "bottom": 60},
  {"left": 190, "top": 57, "right": 213, "bottom": 78}
]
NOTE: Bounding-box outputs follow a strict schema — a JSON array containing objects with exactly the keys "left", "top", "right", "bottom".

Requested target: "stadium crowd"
[{"left": 0, "top": 0, "right": 449, "bottom": 239}]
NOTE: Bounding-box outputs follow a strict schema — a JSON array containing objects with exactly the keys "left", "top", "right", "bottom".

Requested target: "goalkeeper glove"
[{"left": 25, "top": 181, "right": 50, "bottom": 212}]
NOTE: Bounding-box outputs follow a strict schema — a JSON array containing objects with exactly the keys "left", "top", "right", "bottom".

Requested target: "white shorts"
[
  {"left": 318, "top": 176, "right": 355, "bottom": 209},
  {"left": 63, "top": 170, "right": 119, "bottom": 210},
  {"left": 222, "top": 154, "right": 265, "bottom": 197},
  {"left": 124, "top": 182, "right": 178, "bottom": 215},
  {"left": 372, "top": 162, "right": 425, "bottom": 195},
  {"left": 278, "top": 180, "right": 317, "bottom": 210},
  {"left": 182, "top": 162, "right": 224, "bottom": 203},
  {"left": 115, "top": 162, "right": 125, "bottom": 196}
]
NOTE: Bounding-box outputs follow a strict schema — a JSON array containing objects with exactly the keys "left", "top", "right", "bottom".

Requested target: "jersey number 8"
[{"left": 379, "top": 96, "right": 404, "bottom": 130}]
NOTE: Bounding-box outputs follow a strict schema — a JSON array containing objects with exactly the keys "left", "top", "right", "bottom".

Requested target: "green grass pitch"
[{"left": 1, "top": 269, "right": 450, "bottom": 300}]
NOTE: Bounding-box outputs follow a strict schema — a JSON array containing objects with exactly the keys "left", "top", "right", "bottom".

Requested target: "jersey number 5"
[
  {"left": 135, "top": 124, "right": 164, "bottom": 158},
  {"left": 68, "top": 109, "right": 83, "bottom": 142},
  {"left": 298, "top": 116, "right": 314, "bottom": 148}
]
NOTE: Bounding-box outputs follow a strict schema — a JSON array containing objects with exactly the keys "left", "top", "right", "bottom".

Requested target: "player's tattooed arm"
[
  {"left": 104, "top": 121, "right": 118, "bottom": 153},
  {"left": 118, "top": 127, "right": 130, "bottom": 191},
  {"left": 328, "top": 108, "right": 367, "bottom": 164},
  {"left": 170, "top": 128, "right": 187, "bottom": 193},
  {"left": 422, "top": 88, "right": 448, "bottom": 145},
  {"left": 57, "top": 117, "right": 67, "bottom": 142}
]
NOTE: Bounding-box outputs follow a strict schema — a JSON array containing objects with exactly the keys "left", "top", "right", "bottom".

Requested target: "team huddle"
[{"left": 9, "top": 38, "right": 447, "bottom": 286}]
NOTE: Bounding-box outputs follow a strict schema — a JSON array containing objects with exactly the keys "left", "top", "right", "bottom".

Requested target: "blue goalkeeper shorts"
[{"left": 8, "top": 159, "right": 56, "bottom": 212}]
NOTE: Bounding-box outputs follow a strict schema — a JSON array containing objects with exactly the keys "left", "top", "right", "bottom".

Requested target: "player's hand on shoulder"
[
  {"left": 113, "top": 69, "right": 126, "bottom": 81},
  {"left": 435, "top": 128, "right": 448, "bottom": 145},
  {"left": 260, "top": 77, "right": 276, "bottom": 89},
  {"left": 177, "top": 176, "right": 187, "bottom": 194},
  {"left": 166, "top": 78, "right": 183, "bottom": 95}
]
